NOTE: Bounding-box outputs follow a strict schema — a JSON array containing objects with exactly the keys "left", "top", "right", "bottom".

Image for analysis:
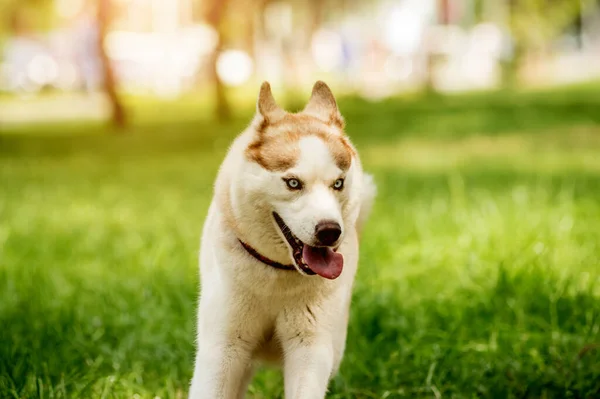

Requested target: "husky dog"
[{"left": 189, "top": 81, "right": 376, "bottom": 399}]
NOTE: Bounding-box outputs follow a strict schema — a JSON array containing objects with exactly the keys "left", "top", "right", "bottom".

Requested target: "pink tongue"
[{"left": 302, "top": 245, "right": 344, "bottom": 279}]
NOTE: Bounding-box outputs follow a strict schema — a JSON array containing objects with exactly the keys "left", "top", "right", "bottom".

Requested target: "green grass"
[{"left": 1, "top": 83, "right": 600, "bottom": 398}]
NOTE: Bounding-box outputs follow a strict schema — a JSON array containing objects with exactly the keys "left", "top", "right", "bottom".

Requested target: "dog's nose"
[{"left": 315, "top": 220, "right": 342, "bottom": 246}]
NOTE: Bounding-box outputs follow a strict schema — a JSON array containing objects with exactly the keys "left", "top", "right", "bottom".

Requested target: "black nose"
[{"left": 315, "top": 221, "right": 342, "bottom": 246}]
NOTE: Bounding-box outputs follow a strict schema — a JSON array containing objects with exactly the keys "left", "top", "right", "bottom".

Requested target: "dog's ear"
[
  {"left": 256, "top": 82, "right": 285, "bottom": 123},
  {"left": 303, "top": 81, "right": 344, "bottom": 129}
]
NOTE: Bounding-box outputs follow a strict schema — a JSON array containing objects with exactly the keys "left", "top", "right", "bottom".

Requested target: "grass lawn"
[{"left": 1, "top": 84, "right": 600, "bottom": 398}]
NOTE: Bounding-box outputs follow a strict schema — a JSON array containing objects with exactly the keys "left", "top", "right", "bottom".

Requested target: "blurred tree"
[
  {"left": 505, "top": 0, "right": 589, "bottom": 86},
  {"left": 0, "top": 0, "right": 126, "bottom": 128},
  {"left": 194, "top": 0, "right": 271, "bottom": 121},
  {"left": 204, "top": 0, "right": 232, "bottom": 121},
  {"left": 0, "top": 0, "right": 53, "bottom": 45},
  {"left": 197, "top": 0, "right": 364, "bottom": 110},
  {"left": 307, "top": 0, "right": 325, "bottom": 39},
  {"left": 423, "top": 0, "right": 453, "bottom": 94},
  {"left": 97, "top": 0, "right": 126, "bottom": 129}
]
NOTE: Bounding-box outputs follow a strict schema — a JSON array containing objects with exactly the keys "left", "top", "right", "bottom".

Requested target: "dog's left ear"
[
  {"left": 257, "top": 81, "right": 286, "bottom": 123},
  {"left": 303, "top": 81, "right": 344, "bottom": 129}
]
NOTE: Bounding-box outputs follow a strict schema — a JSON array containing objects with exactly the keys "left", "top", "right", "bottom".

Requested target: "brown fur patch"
[
  {"left": 255, "top": 117, "right": 269, "bottom": 134},
  {"left": 321, "top": 131, "right": 354, "bottom": 170},
  {"left": 328, "top": 114, "right": 345, "bottom": 130},
  {"left": 246, "top": 132, "right": 300, "bottom": 171},
  {"left": 246, "top": 113, "right": 353, "bottom": 172}
]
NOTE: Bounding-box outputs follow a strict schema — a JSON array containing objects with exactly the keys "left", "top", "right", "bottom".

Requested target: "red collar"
[{"left": 239, "top": 240, "right": 296, "bottom": 271}]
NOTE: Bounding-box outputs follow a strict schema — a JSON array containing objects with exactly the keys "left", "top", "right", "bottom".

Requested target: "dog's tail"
[{"left": 356, "top": 173, "right": 376, "bottom": 236}]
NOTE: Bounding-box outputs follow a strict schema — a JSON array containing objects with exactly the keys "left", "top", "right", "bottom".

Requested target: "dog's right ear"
[
  {"left": 256, "top": 82, "right": 285, "bottom": 123},
  {"left": 303, "top": 81, "right": 344, "bottom": 129}
]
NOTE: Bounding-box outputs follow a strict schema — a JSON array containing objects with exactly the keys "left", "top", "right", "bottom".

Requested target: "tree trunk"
[
  {"left": 502, "top": 43, "right": 524, "bottom": 88},
  {"left": 209, "top": 36, "right": 231, "bottom": 121},
  {"left": 308, "top": 0, "right": 324, "bottom": 39},
  {"left": 97, "top": 0, "right": 126, "bottom": 129},
  {"left": 423, "top": 0, "right": 451, "bottom": 94},
  {"left": 206, "top": 0, "right": 231, "bottom": 122},
  {"left": 503, "top": 0, "right": 522, "bottom": 88}
]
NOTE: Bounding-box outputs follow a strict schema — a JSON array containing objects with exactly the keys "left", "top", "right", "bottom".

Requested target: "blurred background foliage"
[
  {"left": 1, "top": 0, "right": 599, "bottom": 126},
  {"left": 1, "top": 1, "right": 600, "bottom": 398}
]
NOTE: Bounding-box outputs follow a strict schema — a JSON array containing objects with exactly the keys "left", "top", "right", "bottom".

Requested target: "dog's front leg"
[
  {"left": 189, "top": 331, "right": 253, "bottom": 399},
  {"left": 280, "top": 328, "right": 334, "bottom": 399},
  {"left": 189, "top": 288, "right": 255, "bottom": 399}
]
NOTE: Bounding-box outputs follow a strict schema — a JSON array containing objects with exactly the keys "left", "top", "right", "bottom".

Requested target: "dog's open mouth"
[{"left": 273, "top": 212, "right": 344, "bottom": 280}]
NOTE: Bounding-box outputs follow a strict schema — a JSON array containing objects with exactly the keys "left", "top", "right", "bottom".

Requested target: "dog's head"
[{"left": 232, "top": 81, "right": 361, "bottom": 280}]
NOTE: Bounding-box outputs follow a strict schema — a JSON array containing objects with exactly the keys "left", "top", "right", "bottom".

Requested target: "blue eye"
[
  {"left": 333, "top": 178, "right": 344, "bottom": 190},
  {"left": 284, "top": 178, "right": 302, "bottom": 190}
]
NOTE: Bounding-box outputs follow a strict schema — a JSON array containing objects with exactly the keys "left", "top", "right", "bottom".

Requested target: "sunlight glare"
[{"left": 216, "top": 50, "right": 253, "bottom": 87}]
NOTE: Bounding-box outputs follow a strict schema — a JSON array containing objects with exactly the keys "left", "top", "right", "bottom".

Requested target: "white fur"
[
  {"left": 189, "top": 110, "right": 375, "bottom": 399},
  {"left": 275, "top": 137, "right": 344, "bottom": 246}
]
